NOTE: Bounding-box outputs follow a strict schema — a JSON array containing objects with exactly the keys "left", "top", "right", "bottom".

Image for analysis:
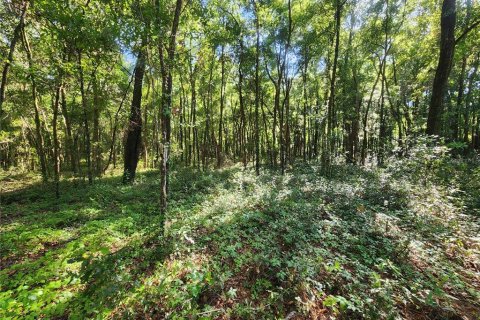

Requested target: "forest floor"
[{"left": 1, "top": 159, "right": 480, "bottom": 319}]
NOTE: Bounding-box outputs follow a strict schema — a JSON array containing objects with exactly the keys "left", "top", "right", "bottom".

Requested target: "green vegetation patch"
[{"left": 1, "top": 160, "right": 479, "bottom": 319}]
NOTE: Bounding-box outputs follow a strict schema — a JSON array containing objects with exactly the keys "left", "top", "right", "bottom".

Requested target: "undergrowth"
[{"left": 1, "top": 147, "right": 479, "bottom": 319}]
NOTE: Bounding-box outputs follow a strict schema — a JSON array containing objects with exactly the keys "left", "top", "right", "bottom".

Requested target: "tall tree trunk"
[
  {"left": 53, "top": 84, "right": 61, "bottom": 198},
  {"left": 253, "top": 1, "right": 261, "bottom": 175},
  {"left": 279, "top": 78, "right": 285, "bottom": 174},
  {"left": 302, "top": 55, "right": 309, "bottom": 162},
  {"left": 261, "top": 98, "right": 271, "bottom": 165},
  {"left": 217, "top": 45, "right": 226, "bottom": 168},
  {"left": 189, "top": 65, "right": 198, "bottom": 168},
  {"left": 22, "top": 25, "right": 48, "bottom": 181},
  {"left": 313, "top": 87, "right": 320, "bottom": 159},
  {"left": 266, "top": 0, "right": 292, "bottom": 170},
  {"left": 104, "top": 73, "right": 135, "bottom": 173},
  {"left": 272, "top": 81, "right": 279, "bottom": 168},
  {"left": 456, "top": 0, "right": 472, "bottom": 142},
  {"left": 60, "top": 87, "right": 77, "bottom": 173},
  {"left": 325, "top": 0, "right": 342, "bottom": 170},
  {"left": 123, "top": 46, "right": 146, "bottom": 183},
  {"left": 284, "top": 78, "right": 292, "bottom": 170},
  {"left": 143, "top": 73, "right": 151, "bottom": 168},
  {"left": 452, "top": 56, "right": 466, "bottom": 140},
  {"left": 238, "top": 41, "right": 247, "bottom": 169},
  {"left": 378, "top": 69, "right": 386, "bottom": 166},
  {"left": 203, "top": 50, "right": 215, "bottom": 169},
  {"left": 77, "top": 50, "right": 93, "bottom": 184},
  {"left": 0, "top": 1, "right": 29, "bottom": 130},
  {"left": 159, "top": 0, "right": 183, "bottom": 214},
  {"left": 351, "top": 92, "right": 361, "bottom": 164},
  {"left": 426, "top": 0, "right": 456, "bottom": 136},
  {"left": 361, "top": 59, "right": 383, "bottom": 165},
  {"left": 463, "top": 52, "right": 479, "bottom": 144},
  {"left": 378, "top": 0, "right": 389, "bottom": 166},
  {"left": 92, "top": 75, "right": 102, "bottom": 175}
]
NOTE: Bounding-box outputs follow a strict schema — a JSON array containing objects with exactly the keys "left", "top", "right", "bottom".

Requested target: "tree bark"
[
  {"left": 159, "top": 0, "right": 183, "bottom": 214},
  {"left": 325, "top": 0, "right": 342, "bottom": 170},
  {"left": 253, "top": 0, "right": 261, "bottom": 175},
  {"left": 426, "top": 0, "right": 456, "bottom": 136},
  {"left": 143, "top": 73, "right": 151, "bottom": 168},
  {"left": 22, "top": 25, "right": 48, "bottom": 181},
  {"left": 60, "top": 87, "right": 77, "bottom": 173},
  {"left": 77, "top": 50, "right": 93, "bottom": 184},
  {"left": 378, "top": 0, "right": 389, "bottom": 166},
  {"left": 53, "top": 85, "right": 61, "bottom": 198},
  {"left": 302, "top": 53, "right": 309, "bottom": 162},
  {"left": 189, "top": 60, "right": 198, "bottom": 168},
  {"left": 463, "top": 53, "right": 479, "bottom": 144},
  {"left": 361, "top": 59, "right": 383, "bottom": 165},
  {"left": 0, "top": 1, "right": 29, "bottom": 131},
  {"left": 123, "top": 46, "right": 146, "bottom": 183},
  {"left": 238, "top": 41, "right": 247, "bottom": 169},
  {"left": 104, "top": 73, "right": 134, "bottom": 173},
  {"left": 452, "top": 56, "right": 466, "bottom": 140},
  {"left": 92, "top": 75, "right": 102, "bottom": 176},
  {"left": 217, "top": 45, "right": 226, "bottom": 168}
]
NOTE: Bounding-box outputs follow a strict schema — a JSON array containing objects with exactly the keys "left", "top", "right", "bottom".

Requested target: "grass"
[{"left": 1, "top": 160, "right": 479, "bottom": 319}]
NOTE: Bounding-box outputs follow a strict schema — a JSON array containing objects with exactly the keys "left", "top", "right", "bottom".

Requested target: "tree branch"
[{"left": 455, "top": 19, "right": 480, "bottom": 45}]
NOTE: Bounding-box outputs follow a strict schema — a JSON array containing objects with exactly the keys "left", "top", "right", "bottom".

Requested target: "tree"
[
  {"left": 0, "top": 1, "right": 28, "bottom": 132},
  {"left": 1, "top": 0, "right": 480, "bottom": 190},
  {"left": 22, "top": 23, "right": 48, "bottom": 181},
  {"left": 123, "top": 45, "right": 146, "bottom": 183},
  {"left": 426, "top": 0, "right": 456, "bottom": 136},
  {"left": 253, "top": 0, "right": 261, "bottom": 175},
  {"left": 159, "top": 0, "right": 184, "bottom": 215}
]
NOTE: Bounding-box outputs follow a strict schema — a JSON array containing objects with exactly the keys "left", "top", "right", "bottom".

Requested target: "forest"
[{"left": 1, "top": 0, "right": 480, "bottom": 318}]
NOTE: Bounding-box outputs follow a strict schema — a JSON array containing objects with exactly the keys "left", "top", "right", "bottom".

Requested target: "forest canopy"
[
  {"left": 1, "top": 0, "right": 480, "bottom": 319},
  {"left": 1, "top": 0, "right": 479, "bottom": 184}
]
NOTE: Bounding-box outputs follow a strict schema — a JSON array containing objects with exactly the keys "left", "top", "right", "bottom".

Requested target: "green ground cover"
[{"left": 1, "top": 156, "right": 479, "bottom": 319}]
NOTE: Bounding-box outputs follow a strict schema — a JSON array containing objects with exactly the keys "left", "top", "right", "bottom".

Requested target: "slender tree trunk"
[
  {"left": 378, "top": 0, "right": 389, "bottom": 166},
  {"left": 143, "top": 73, "right": 151, "bottom": 168},
  {"left": 202, "top": 86, "right": 209, "bottom": 169},
  {"left": 53, "top": 84, "right": 61, "bottom": 198},
  {"left": 159, "top": 0, "right": 183, "bottom": 214},
  {"left": 92, "top": 75, "right": 102, "bottom": 175},
  {"left": 190, "top": 68, "right": 198, "bottom": 168},
  {"left": 217, "top": 45, "right": 226, "bottom": 168},
  {"left": 313, "top": 87, "right": 320, "bottom": 159},
  {"left": 238, "top": 42, "right": 247, "bottom": 169},
  {"left": 253, "top": 1, "right": 261, "bottom": 175},
  {"left": 279, "top": 78, "right": 285, "bottom": 174},
  {"left": 284, "top": 78, "right": 292, "bottom": 170},
  {"left": 123, "top": 46, "right": 146, "bottom": 183},
  {"left": 351, "top": 93, "right": 361, "bottom": 164},
  {"left": 325, "top": 0, "right": 342, "bottom": 170},
  {"left": 452, "top": 56, "right": 466, "bottom": 140},
  {"left": 22, "top": 26, "right": 48, "bottom": 181},
  {"left": 0, "top": 1, "right": 29, "bottom": 131},
  {"left": 204, "top": 50, "right": 215, "bottom": 169},
  {"left": 426, "top": 0, "right": 456, "bottom": 136},
  {"left": 179, "top": 78, "right": 186, "bottom": 165},
  {"left": 272, "top": 81, "right": 279, "bottom": 167},
  {"left": 77, "top": 50, "right": 93, "bottom": 184},
  {"left": 104, "top": 73, "right": 134, "bottom": 173},
  {"left": 302, "top": 55, "right": 309, "bottom": 162},
  {"left": 463, "top": 53, "right": 479, "bottom": 144},
  {"left": 261, "top": 98, "right": 271, "bottom": 164},
  {"left": 60, "top": 87, "right": 77, "bottom": 173},
  {"left": 361, "top": 60, "right": 383, "bottom": 165},
  {"left": 378, "top": 70, "right": 386, "bottom": 166}
]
